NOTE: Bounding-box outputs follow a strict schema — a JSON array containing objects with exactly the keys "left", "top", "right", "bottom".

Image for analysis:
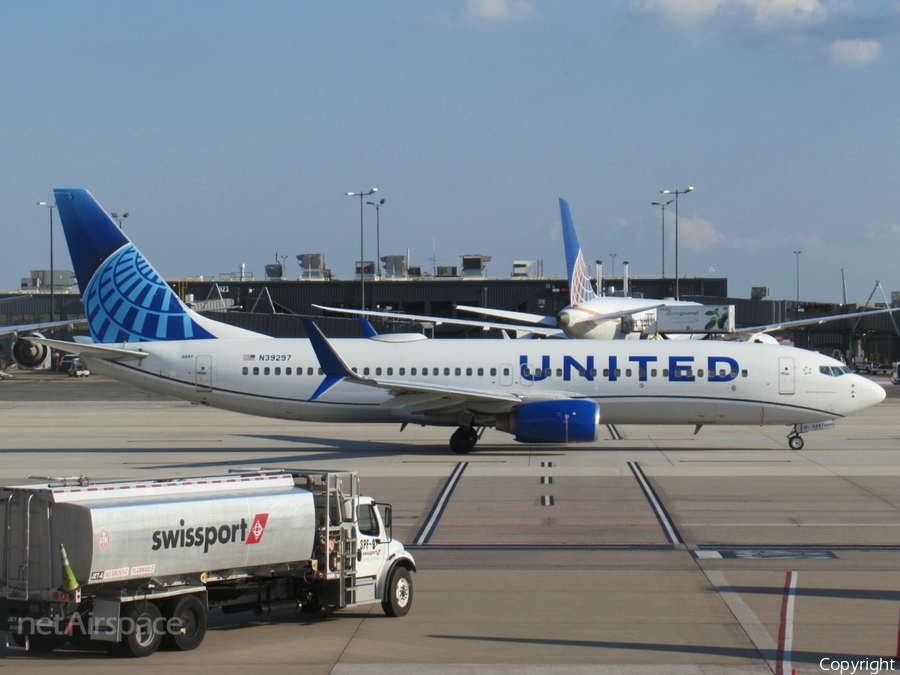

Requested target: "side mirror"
[{"left": 381, "top": 505, "right": 392, "bottom": 528}]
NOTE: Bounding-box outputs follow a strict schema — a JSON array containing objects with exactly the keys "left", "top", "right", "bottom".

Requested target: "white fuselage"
[
  {"left": 557, "top": 297, "right": 701, "bottom": 339},
  {"left": 81, "top": 337, "right": 884, "bottom": 430}
]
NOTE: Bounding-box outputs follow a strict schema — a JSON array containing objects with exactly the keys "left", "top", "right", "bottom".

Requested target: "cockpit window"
[
  {"left": 831, "top": 366, "right": 845, "bottom": 377},
  {"left": 819, "top": 366, "right": 834, "bottom": 377},
  {"left": 840, "top": 366, "right": 852, "bottom": 374}
]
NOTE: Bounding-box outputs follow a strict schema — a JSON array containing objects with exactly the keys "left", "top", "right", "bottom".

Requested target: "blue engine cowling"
[{"left": 499, "top": 399, "right": 599, "bottom": 444}]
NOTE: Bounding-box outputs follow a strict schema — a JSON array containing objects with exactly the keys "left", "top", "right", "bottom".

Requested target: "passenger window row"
[
  {"left": 242, "top": 366, "right": 321, "bottom": 376},
  {"left": 241, "top": 365, "right": 750, "bottom": 379},
  {"left": 240, "top": 365, "right": 498, "bottom": 377}
]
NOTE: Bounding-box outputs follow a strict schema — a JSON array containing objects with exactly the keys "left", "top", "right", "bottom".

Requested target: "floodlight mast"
[
  {"left": 651, "top": 199, "right": 674, "bottom": 277},
  {"left": 660, "top": 187, "right": 693, "bottom": 300},
  {"left": 346, "top": 189, "right": 377, "bottom": 309},
  {"left": 37, "top": 201, "right": 56, "bottom": 320}
]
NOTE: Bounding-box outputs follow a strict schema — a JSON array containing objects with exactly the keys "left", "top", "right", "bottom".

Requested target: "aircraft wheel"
[
  {"left": 450, "top": 426, "right": 476, "bottom": 454},
  {"left": 788, "top": 435, "right": 804, "bottom": 450}
]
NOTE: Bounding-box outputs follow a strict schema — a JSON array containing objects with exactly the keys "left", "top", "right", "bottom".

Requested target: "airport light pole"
[
  {"left": 794, "top": 250, "right": 801, "bottom": 303},
  {"left": 651, "top": 199, "right": 673, "bottom": 277},
  {"left": 367, "top": 198, "right": 386, "bottom": 280},
  {"left": 346, "top": 188, "right": 377, "bottom": 309},
  {"left": 609, "top": 253, "right": 617, "bottom": 279},
  {"left": 660, "top": 187, "right": 693, "bottom": 300},
  {"left": 37, "top": 201, "right": 56, "bottom": 321},
  {"left": 110, "top": 211, "right": 129, "bottom": 229}
]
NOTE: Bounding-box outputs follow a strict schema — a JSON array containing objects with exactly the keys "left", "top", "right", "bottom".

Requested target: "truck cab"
[{"left": 355, "top": 498, "right": 412, "bottom": 616}]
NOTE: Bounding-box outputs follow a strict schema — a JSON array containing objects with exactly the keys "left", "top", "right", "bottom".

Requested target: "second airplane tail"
[{"left": 559, "top": 198, "right": 598, "bottom": 308}]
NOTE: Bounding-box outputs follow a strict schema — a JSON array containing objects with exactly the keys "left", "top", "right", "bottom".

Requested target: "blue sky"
[{"left": 2, "top": 0, "right": 899, "bottom": 304}]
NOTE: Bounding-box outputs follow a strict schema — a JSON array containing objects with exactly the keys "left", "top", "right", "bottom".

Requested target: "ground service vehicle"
[{"left": 1, "top": 469, "right": 415, "bottom": 657}]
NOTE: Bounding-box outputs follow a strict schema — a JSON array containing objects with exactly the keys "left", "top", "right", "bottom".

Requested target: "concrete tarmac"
[{"left": 2, "top": 371, "right": 900, "bottom": 674}]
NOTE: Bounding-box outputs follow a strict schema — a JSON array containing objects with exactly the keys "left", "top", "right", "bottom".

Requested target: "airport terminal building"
[{"left": 2, "top": 273, "right": 899, "bottom": 367}]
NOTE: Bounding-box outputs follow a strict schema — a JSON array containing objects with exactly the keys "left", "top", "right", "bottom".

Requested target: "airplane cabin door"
[
  {"left": 196, "top": 354, "right": 212, "bottom": 391},
  {"left": 778, "top": 357, "right": 795, "bottom": 395}
]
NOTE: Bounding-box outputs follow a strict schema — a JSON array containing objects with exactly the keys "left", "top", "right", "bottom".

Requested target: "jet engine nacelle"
[
  {"left": 496, "top": 399, "right": 599, "bottom": 444},
  {"left": 11, "top": 335, "right": 50, "bottom": 369}
]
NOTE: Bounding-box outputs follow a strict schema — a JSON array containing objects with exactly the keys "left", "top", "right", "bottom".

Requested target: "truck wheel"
[
  {"left": 161, "top": 594, "right": 207, "bottom": 651},
  {"left": 112, "top": 601, "right": 163, "bottom": 658},
  {"left": 300, "top": 599, "right": 323, "bottom": 614},
  {"left": 382, "top": 566, "right": 413, "bottom": 617}
]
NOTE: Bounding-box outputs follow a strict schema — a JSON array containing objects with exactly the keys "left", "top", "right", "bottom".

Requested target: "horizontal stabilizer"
[
  {"left": 0, "top": 318, "right": 88, "bottom": 340},
  {"left": 24, "top": 336, "right": 149, "bottom": 361}
]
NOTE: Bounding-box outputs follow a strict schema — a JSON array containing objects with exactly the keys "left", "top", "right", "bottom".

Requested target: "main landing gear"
[
  {"left": 787, "top": 432, "right": 804, "bottom": 450},
  {"left": 450, "top": 426, "right": 480, "bottom": 455}
]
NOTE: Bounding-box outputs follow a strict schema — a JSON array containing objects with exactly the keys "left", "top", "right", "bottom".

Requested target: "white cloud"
[
  {"left": 865, "top": 221, "right": 900, "bottom": 240},
  {"left": 625, "top": 0, "right": 891, "bottom": 65},
  {"left": 678, "top": 215, "right": 728, "bottom": 250},
  {"left": 462, "top": 0, "right": 538, "bottom": 23},
  {"left": 830, "top": 38, "right": 882, "bottom": 65},
  {"left": 745, "top": 0, "right": 825, "bottom": 29},
  {"left": 626, "top": 0, "right": 725, "bottom": 27},
  {"left": 629, "top": 0, "right": 825, "bottom": 28}
]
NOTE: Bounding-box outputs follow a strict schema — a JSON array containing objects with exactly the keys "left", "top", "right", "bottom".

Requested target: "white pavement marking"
[
  {"left": 703, "top": 569, "right": 777, "bottom": 674},
  {"left": 413, "top": 461, "right": 468, "bottom": 545},
  {"left": 628, "top": 461, "right": 682, "bottom": 545},
  {"left": 330, "top": 665, "right": 773, "bottom": 674}
]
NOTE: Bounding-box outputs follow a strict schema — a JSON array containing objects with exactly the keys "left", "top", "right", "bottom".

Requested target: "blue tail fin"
[
  {"left": 54, "top": 189, "right": 221, "bottom": 343},
  {"left": 559, "top": 198, "right": 598, "bottom": 307}
]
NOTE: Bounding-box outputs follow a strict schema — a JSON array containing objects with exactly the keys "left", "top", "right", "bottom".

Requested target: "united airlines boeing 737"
[{"left": 26, "top": 189, "right": 885, "bottom": 454}]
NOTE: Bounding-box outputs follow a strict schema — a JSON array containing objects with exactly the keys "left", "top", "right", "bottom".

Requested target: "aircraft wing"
[
  {"left": 21, "top": 336, "right": 149, "bottom": 362},
  {"left": 301, "top": 318, "right": 521, "bottom": 414},
  {"left": 0, "top": 295, "right": 33, "bottom": 306},
  {"left": 454, "top": 305, "right": 560, "bottom": 327},
  {"left": 735, "top": 307, "right": 900, "bottom": 340},
  {"left": 0, "top": 318, "right": 88, "bottom": 339},
  {"left": 312, "top": 305, "right": 565, "bottom": 338},
  {"left": 456, "top": 302, "right": 668, "bottom": 326}
]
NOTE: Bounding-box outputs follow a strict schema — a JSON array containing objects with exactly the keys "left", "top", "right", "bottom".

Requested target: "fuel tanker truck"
[{"left": 0, "top": 469, "right": 415, "bottom": 657}]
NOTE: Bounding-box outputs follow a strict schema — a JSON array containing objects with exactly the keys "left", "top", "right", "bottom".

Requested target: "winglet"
[
  {"left": 301, "top": 317, "right": 364, "bottom": 400},
  {"left": 559, "top": 198, "right": 598, "bottom": 307},
  {"left": 358, "top": 317, "right": 378, "bottom": 338}
]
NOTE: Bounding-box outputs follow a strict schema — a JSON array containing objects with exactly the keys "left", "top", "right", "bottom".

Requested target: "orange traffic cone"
[{"left": 59, "top": 543, "right": 79, "bottom": 591}]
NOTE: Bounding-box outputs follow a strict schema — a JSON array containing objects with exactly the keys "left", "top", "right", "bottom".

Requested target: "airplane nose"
[{"left": 857, "top": 376, "right": 886, "bottom": 411}]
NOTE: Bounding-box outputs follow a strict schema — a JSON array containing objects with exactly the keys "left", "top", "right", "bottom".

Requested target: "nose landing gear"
[{"left": 787, "top": 432, "right": 804, "bottom": 450}]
